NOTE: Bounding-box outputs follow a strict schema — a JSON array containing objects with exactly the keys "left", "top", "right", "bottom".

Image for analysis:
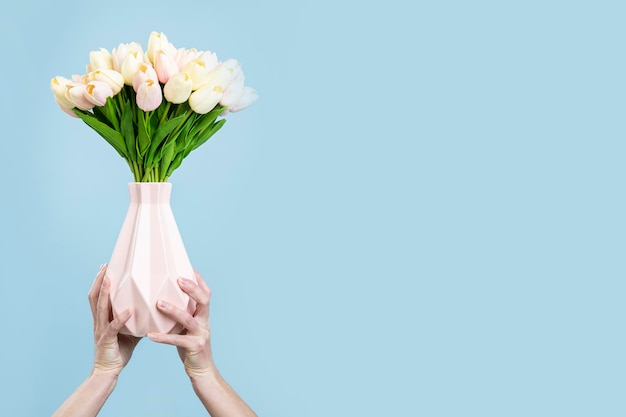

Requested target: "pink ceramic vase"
[{"left": 105, "top": 182, "right": 196, "bottom": 336}]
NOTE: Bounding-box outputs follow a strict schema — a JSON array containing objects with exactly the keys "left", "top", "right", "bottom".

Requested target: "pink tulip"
[
  {"left": 66, "top": 83, "right": 95, "bottom": 111},
  {"left": 132, "top": 63, "right": 158, "bottom": 92},
  {"left": 230, "top": 86, "right": 258, "bottom": 113},
  {"left": 85, "top": 81, "right": 114, "bottom": 106},
  {"left": 155, "top": 50, "right": 179, "bottom": 84},
  {"left": 55, "top": 99, "right": 78, "bottom": 117},
  {"left": 136, "top": 79, "right": 163, "bottom": 111}
]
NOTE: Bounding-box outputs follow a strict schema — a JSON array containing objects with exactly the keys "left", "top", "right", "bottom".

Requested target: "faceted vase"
[{"left": 105, "top": 182, "right": 196, "bottom": 336}]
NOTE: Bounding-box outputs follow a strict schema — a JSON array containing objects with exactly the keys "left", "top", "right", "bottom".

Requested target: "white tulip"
[
  {"left": 146, "top": 31, "right": 175, "bottom": 64},
  {"left": 88, "top": 69, "right": 124, "bottom": 95},
  {"left": 164, "top": 72, "right": 193, "bottom": 104},
  {"left": 230, "top": 86, "right": 258, "bottom": 113},
  {"left": 189, "top": 84, "right": 223, "bottom": 114},
  {"left": 219, "top": 71, "right": 245, "bottom": 108},
  {"left": 50, "top": 76, "right": 75, "bottom": 109},
  {"left": 87, "top": 48, "right": 113, "bottom": 72}
]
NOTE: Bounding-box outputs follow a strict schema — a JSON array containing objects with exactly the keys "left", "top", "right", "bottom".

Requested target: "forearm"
[
  {"left": 190, "top": 367, "right": 257, "bottom": 417},
  {"left": 52, "top": 371, "right": 118, "bottom": 417}
]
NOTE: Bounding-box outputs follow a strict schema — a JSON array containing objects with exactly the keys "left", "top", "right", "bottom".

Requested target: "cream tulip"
[
  {"left": 112, "top": 42, "right": 145, "bottom": 71},
  {"left": 136, "top": 79, "right": 163, "bottom": 111},
  {"left": 164, "top": 72, "right": 192, "bottom": 104},
  {"left": 50, "top": 76, "right": 75, "bottom": 109},
  {"left": 200, "top": 59, "right": 239, "bottom": 91},
  {"left": 146, "top": 32, "right": 175, "bottom": 64},
  {"left": 132, "top": 63, "right": 158, "bottom": 92},
  {"left": 87, "top": 48, "right": 113, "bottom": 72},
  {"left": 85, "top": 81, "right": 114, "bottom": 107},
  {"left": 182, "top": 58, "right": 209, "bottom": 91},
  {"left": 189, "top": 84, "right": 223, "bottom": 114},
  {"left": 88, "top": 69, "right": 124, "bottom": 95},
  {"left": 120, "top": 50, "right": 145, "bottom": 85}
]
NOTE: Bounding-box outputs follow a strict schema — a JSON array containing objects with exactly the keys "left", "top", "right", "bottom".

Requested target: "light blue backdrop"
[{"left": 0, "top": 0, "right": 624, "bottom": 416}]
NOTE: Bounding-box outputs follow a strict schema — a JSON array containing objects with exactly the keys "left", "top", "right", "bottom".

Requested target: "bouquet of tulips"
[{"left": 50, "top": 32, "right": 257, "bottom": 182}]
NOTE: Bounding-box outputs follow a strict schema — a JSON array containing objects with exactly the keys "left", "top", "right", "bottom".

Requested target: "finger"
[
  {"left": 192, "top": 271, "right": 212, "bottom": 318},
  {"left": 88, "top": 264, "right": 107, "bottom": 319},
  {"left": 178, "top": 277, "right": 210, "bottom": 317},
  {"left": 147, "top": 332, "right": 204, "bottom": 351},
  {"left": 96, "top": 277, "right": 112, "bottom": 332},
  {"left": 156, "top": 300, "right": 200, "bottom": 333},
  {"left": 104, "top": 309, "right": 132, "bottom": 340}
]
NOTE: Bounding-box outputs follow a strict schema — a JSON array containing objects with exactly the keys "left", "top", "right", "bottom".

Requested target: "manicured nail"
[{"left": 158, "top": 300, "right": 168, "bottom": 308}]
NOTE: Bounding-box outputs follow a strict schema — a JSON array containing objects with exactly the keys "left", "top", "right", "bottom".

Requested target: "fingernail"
[
  {"left": 158, "top": 300, "right": 168, "bottom": 308},
  {"left": 178, "top": 278, "right": 191, "bottom": 286}
]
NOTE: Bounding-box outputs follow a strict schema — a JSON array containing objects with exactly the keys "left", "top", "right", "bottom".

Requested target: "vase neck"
[{"left": 128, "top": 182, "right": 172, "bottom": 204}]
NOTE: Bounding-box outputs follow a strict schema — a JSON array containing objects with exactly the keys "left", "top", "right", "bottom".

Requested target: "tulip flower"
[
  {"left": 50, "top": 76, "right": 75, "bottom": 109},
  {"left": 88, "top": 69, "right": 124, "bottom": 95},
  {"left": 175, "top": 47, "right": 198, "bottom": 71},
  {"left": 55, "top": 99, "right": 78, "bottom": 117},
  {"left": 219, "top": 71, "right": 245, "bottom": 109},
  {"left": 85, "top": 81, "right": 114, "bottom": 107},
  {"left": 200, "top": 59, "right": 239, "bottom": 91},
  {"left": 182, "top": 59, "right": 210, "bottom": 91},
  {"left": 136, "top": 79, "right": 163, "bottom": 111},
  {"left": 87, "top": 48, "right": 113, "bottom": 72},
  {"left": 65, "top": 83, "right": 95, "bottom": 111},
  {"left": 132, "top": 63, "right": 158, "bottom": 92},
  {"left": 164, "top": 72, "right": 193, "bottom": 104},
  {"left": 189, "top": 84, "right": 223, "bottom": 114},
  {"left": 112, "top": 42, "right": 146, "bottom": 72},
  {"left": 146, "top": 31, "right": 175, "bottom": 65},
  {"left": 155, "top": 50, "right": 179, "bottom": 84},
  {"left": 230, "top": 86, "right": 258, "bottom": 112},
  {"left": 120, "top": 50, "right": 145, "bottom": 85},
  {"left": 198, "top": 51, "right": 219, "bottom": 72}
]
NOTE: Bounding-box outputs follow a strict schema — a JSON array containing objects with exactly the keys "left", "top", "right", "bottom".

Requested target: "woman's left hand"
[{"left": 88, "top": 264, "right": 141, "bottom": 377}]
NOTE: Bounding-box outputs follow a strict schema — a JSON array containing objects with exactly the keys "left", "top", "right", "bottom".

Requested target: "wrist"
[{"left": 90, "top": 367, "right": 121, "bottom": 382}]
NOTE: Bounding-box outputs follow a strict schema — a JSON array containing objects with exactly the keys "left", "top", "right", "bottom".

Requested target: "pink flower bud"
[
  {"left": 136, "top": 79, "right": 163, "bottom": 111},
  {"left": 85, "top": 81, "right": 114, "bottom": 107},
  {"left": 132, "top": 63, "right": 158, "bottom": 92},
  {"left": 66, "top": 83, "right": 95, "bottom": 111},
  {"left": 155, "top": 51, "right": 179, "bottom": 84}
]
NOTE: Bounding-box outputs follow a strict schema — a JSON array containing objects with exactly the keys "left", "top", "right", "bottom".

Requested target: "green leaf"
[
  {"left": 189, "top": 105, "right": 223, "bottom": 138},
  {"left": 145, "top": 113, "right": 187, "bottom": 167},
  {"left": 102, "top": 97, "right": 120, "bottom": 131},
  {"left": 121, "top": 100, "right": 136, "bottom": 161},
  {"left": 159, "top": 140, "right": 176, "bottom": 180},
  {"left": 189, "top": 118, "right": 226, "bottom": 155},
  {"left": 74, "top": 109, "right": 127, "bottom": 159},
  {"left": 166, "top": 151, "right": 185, "bottom": 178},
  {"left": 136, "top": 109, "right": 150, "bottom": 158}
]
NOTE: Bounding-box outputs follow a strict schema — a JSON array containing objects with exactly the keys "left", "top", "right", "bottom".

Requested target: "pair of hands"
[{"left": 88, "top": 264, "right": 215, "bottom": 379}]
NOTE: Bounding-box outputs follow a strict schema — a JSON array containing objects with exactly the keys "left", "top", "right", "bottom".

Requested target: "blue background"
[{"left": 0, "top": 0, "right": 624, "bottom": 416}]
